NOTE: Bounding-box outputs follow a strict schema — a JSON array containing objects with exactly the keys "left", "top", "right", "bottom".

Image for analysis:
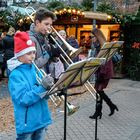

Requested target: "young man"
[
  {"left": 29, "top": 7, "right": 56, "bottom": 73},
  {"left": 7, "top": 32, "right": 54, "bottom": 140}
]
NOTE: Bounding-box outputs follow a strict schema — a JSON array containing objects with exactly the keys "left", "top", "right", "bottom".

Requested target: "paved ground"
[{"left": 0, "top": 78, "right": 140, "bottom": 140}]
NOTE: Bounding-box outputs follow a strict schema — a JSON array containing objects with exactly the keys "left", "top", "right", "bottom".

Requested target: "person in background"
[
  {"left": 88, "top": 36, "right": 100, "bottom": 59},
  {"left": 0, "top": 32, "right": 4, "bottom": 80},
  {"left": 58, "top": 30, "right": 67, "bottom": 40},
  {"left": 46, "top": 29, "right": 66, "bottom": 81},
  {"left": 67, "top": 35, "right": 80, "bottom": 62},
  {"left": 85, "top": 36, "right": 92, "bottom": 50},
  {"left": 0, "top": 32, "right": 3, "bottom": 44},
  {"left": 89, "top": 28, "right": 118, "bottom": 119},
  {"left": 7, "top": 31, "right": 54, "bottom": 140},
  {"left": 1, "top": 32, "right": 6, "bottom": 39},
  {"left": 2, "top": 27, "right": 15, "bottom": 77},
  {"left": 87, "top": 36, "right": 100, "bottom": 83},
  {"left": 58, "top": 30, "right": 81, "bottom": 64},
  {"left": 58, "top": 30, "right": 71, "bottom": 55},
  {"left": 67, "top": 35, "right": 79, "bottom": 49},
  {"left": 80, "top": 36, "right": 86, "bottom": 47},
  {"left": 57, "top": 30, "right": 70, "bottom": 69}
]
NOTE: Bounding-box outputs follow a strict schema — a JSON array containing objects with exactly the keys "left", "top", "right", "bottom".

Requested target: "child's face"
[
  {"left": 35, "top": 17, "right": 53, "bottom": 35},
  {"left": 18, "top": 51, "right": 36, "bottom": 64},
  {"left": 60, "top": 33, "right": 66, "bottom": 40}
]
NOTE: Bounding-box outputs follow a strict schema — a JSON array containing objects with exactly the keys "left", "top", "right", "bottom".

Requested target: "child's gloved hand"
[{"left": 41, "top": 74, "right": 54, "bottom": 89}]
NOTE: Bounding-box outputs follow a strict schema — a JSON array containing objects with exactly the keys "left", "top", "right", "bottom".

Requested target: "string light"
[
  {"left": 107, "top": 15, "right": 112, "bottom": 20},
  {"left": 59, "top": 10, "right": 62, "bottom": 14},
  {"left": 17, "top": 8, "right": 84, "bottom": 26},
  {"left": 54, "top": 8, "right": 84, "bottom": 16},
  {"left": 54, "top": 11, "right": 58, "bottom": 14},
  {"left": 72, "top": 9, "right": 76, "bottom": 13},
  {"left": 68, "top": 9, "right": 72, "bottom": 13},
  {"left": 77, "top": 10, "right": 81, "bottom": 14},
  {"left": 19, "top": 19, "right": 23, "bottom": 23},
  {"left": 63, "top": 8, "right": 67, "bottom": 12},
  {"left": 81, "top": 12, "right": 85, "bottom": 15}
]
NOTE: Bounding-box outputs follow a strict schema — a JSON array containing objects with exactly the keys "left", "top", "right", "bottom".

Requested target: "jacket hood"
[
  {"left": 29, "top": 23, "right": 36, "bottom": 36},
  {"left": 7, "top": 57, "right": 23, "bottom": 71}
]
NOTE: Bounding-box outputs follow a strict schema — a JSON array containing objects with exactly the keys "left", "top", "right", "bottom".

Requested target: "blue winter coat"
[{"left": 8, "top": 63, "right": 52, "bottom": 134}]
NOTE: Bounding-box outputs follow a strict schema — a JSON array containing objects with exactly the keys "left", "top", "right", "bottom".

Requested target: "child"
[{"left": 7, "top": 32, "right": 53, "bottom": 140}]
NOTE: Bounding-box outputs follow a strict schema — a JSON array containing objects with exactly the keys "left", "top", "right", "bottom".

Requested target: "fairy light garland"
[{"left": 54, "top": 8, "right": 84, "bottom": 17}]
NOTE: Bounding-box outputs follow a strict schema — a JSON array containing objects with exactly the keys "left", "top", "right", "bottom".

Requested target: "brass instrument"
[
  {"left": 32, "top": 61, "right": 79, "bottom": 116},
  {"left": 25, "top": 7, "right": 97, "bottom": 100},
  {"left": 48, "top": 26, "right": 97, "bottom": 97},
  {"left": 50, "top": 26, "right": 82, "bottom": 59}
]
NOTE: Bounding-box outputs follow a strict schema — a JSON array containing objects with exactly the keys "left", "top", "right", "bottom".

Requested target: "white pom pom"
[{"left": 27, "top": 40, "right": 32, "bottom": 45}]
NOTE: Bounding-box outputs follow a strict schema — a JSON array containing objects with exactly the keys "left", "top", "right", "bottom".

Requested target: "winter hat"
[{"left": 14, "top": 32, "right": 36, "bottom": 58}]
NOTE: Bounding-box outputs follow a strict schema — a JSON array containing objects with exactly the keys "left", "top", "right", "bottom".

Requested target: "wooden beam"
[{"left": 84, "top": 11, "right": 109, "bottom": 21}]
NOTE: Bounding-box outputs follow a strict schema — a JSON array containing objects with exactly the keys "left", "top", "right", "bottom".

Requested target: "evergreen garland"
[{"left": 0, "top": 8, "right": 25, "bottom": 30}]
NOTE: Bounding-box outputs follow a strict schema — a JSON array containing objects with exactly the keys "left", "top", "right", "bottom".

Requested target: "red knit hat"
[{"left": 14, "top": 31, "right": 36, "bottom": 57}]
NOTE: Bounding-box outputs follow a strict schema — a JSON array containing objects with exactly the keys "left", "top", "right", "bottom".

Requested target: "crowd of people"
[{"left": 0, "top": 7, "right": 119, "bottom": 140}]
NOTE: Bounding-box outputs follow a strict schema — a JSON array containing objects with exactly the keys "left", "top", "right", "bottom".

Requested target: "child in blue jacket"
[{"left": 7, "top": 31, "right": 54, "bottom": 140}]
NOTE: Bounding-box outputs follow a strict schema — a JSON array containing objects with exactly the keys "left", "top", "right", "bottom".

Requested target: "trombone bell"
[
  {"left": 67, "top": 103, "right": 80, "bottom": 116},
  {"left": 70, "top": 47, "right": 83, "bottom": 59},
  {"left": 51, "top": 26, "right": 82, "bottom": 59}
]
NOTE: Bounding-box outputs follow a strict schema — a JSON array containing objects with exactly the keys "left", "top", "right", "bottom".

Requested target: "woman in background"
[{"left": 89, "top": 28, "right": 119, "bottom": 119}]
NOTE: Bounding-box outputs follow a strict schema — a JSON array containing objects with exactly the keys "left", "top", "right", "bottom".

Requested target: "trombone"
[
  {"left": 25, "top": 7, "right": 97, "bottom": 99},
  {"left": 48, "top": 26, "right": 97, "bottom": 98},
  {"left": 32, "top": 61, "right": 80, "bottom": 116}
]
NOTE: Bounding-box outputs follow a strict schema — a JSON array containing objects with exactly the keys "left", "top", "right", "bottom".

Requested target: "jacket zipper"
[{"left": 25, "top": 107, "right": 28, "bottom": 126}]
